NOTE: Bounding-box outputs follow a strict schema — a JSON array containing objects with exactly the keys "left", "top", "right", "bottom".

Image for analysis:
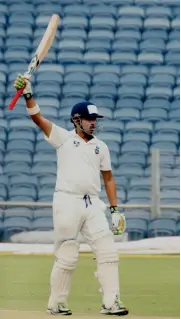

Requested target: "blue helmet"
[{"left": 71, "top": 101, "right": 104, "bottom": 121}]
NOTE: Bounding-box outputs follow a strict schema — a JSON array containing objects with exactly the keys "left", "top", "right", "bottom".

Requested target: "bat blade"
[{"left": 8, "top": 14, "right": 60, "bottom": 110}]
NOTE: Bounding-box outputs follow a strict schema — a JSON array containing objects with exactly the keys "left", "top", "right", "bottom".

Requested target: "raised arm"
[{"left": 14, "top": 75, "right": 52, "bottom": 137}]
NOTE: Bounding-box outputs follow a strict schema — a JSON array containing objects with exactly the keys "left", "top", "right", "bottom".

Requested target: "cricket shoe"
[
  {"left": 100, "top": 299, "right": 129, "bottom": 316},
  {"left": 47, "top": 302, "right": 72, "bottom": 315}
]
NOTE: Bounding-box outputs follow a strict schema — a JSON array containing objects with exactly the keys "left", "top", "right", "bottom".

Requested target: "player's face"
[{"left": 81, "top": 117, "right": 97, "bottom": 135}]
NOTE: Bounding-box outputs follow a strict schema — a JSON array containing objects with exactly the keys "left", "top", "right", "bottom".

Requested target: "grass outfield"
[{"left": 0, "top": 254, "right": 179, "bottom": 317}]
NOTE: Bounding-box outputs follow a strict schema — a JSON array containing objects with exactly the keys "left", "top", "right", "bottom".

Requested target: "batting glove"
[
  {"left": 110, "top": 206, "right": 126, "bottom": 235},
  {"left": 14, "top": 74, "right": 33, "bottom": 100}
]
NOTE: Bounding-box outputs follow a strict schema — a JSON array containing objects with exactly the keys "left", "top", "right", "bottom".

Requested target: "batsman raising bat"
[{"left": 13, "top": 75, "right": 128, "bottom": 316}]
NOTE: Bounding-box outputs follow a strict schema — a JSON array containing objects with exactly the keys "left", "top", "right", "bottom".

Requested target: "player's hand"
[
  {"left": 110, "top": 206, "right": 126, "bottom": 235},
  {"left": 13, "top": 74, "right": 32, "bottom": 97}
]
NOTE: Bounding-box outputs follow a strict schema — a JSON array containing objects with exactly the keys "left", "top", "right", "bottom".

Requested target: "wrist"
[
  {"left": 110, "top": 206, "right": 119, "bottom": 214},
  {"left": 23, "top": 93, "right": 33, "bottom": 100}
]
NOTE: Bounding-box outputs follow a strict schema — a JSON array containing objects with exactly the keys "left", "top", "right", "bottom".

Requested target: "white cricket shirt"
[{"left": 44, "top": 124, "right": 112, "bottom": 195}]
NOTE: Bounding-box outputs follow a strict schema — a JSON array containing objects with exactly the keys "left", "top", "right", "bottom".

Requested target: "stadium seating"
[{"left": 0, "top": 0, "right": 180, "bottom": 241}]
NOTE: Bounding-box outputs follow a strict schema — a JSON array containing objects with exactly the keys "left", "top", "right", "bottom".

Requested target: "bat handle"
[{"left": 8, "top": 88, "right": 24, "bottom": 110}]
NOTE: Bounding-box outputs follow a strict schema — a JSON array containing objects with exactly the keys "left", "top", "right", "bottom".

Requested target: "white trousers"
[{"left": 53, "top": 192, "right": 111, "bottom": 252}]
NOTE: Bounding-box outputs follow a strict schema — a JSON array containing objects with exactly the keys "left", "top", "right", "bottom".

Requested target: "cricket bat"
[{"left": 8, "top": 14, "right": 60, "bottom": 110}]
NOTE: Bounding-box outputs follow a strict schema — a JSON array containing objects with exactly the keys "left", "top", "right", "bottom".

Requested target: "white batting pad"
[{"left": 87, "top": 104, "right": 98, "bottom": 114}]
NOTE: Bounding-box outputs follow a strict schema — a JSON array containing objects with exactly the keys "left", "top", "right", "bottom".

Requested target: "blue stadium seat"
[
  {"left": 144, "top": 99, "right": 170, "bottom": 111},
  {"left": 145, "top": 6, "right": 171, "bottom": 18},
  {"left": 32, "top": 218, "right": 53, "bottom": 231},
  {"left": 148, "top": 218, "right": 176, "bottom": 237},
  {"left": 169, "top": 109, "right": 179, "bottom": 121},
  {"left": 111, "top": 52, "right": 136, "bottom": 65},
  {"left": 119, "top": 154, "right": 146, "bottom": 166},
  {"left": 7, "top": 26, "right": 32, "bottom": 39},
  {"left": 138, "top": 52, "right": 163, "bottom": 65},
  {"left": 129, "top": 177, "right": 151, "bottom": 190},
  {"left": 0, "top": 4, "right": 8, "bottom": 14},
  {"left": 0, "top": 185, "right": 7, "bottom": 200},
  {"left": 93, "top": 73, "right": 119, "bottom": 85},
  {"left": 144, "top": 17, "right": 170, "bottom": 31},
  {"left": 121, "top": 141, "right": 148, "bottom": 155},
  {"left": 97, "top": 132, "right": 121, "bottom": 144},
  {"left": 38, "top": 187, "right": 54, "bottom": 201},
  {"left": 151, "top": 142, "right": 177, "bottom": 152},
  {"left": 98, "top": 119, "right": 123, "bottom": 132},
  {"left": 171, "top": 100, "right": 180, "bottom": 110},
  {"left": 35, "top": 4, "right": 62, "bottom": 15},
  {"left": 165, "top": 52, "right": 180, "bottom": 65},
  {"left": 120, "top": 74, "right": 147, "bottom": 86},
  {"left": 173, "top": 86, "right": 180, "bottom": 100},
  {"left": 117, "top": 17, "right": 142, "bottom": 30},
  {"left": 36, "top": 140, "right": 56, "bottom": 152},
  {"left": 121, "top": 65, "right": 148, "bottom": 76},
  {"left": 145, "top": 86, "right": 172, "bottom": 100},
  {"left": 86, "top": 40, "right": 111, "bottom": 53},
  {"left": 64, "top": 72, "right": 91, "bottom": 85},
  {"left": 35, "top": 83, "right": 60, "bottom": 98},
  {"left": 4, "top": 151, "right": 32, "bottom": 165},
  {"left": 115, "top": 30, "right": 141, "bottom": 41},
  {"left": 161, "top": 177, "right": 179, "bottom": 191},
  {"left": 36, "top": 72, "right": 63, "bottom": 85},
  {"left": 39, "top": 175, "right": 56, "bottom": 188},
  {"left": 6, "top": 140, "right": 34, "bottom": 153},
  {"left": 62, "top": 83, "right": 89, "bottom": 99},
  {"left": 150, "top": 65, "right": 177, "bottom": 77},
  {"left": 172, "top": 17, "right": 180, "bottom": 30},
  {"left": 142, "top": 30, "right": 168, "bottom": 41},
  {"left": 0, "top": 175, "right": 8, "bottom": 187},
  {"left": 9, "top": 13, "right": 34, "bottom": 27},
  {"left": 0, "top": 140, "right": 5, "bottom": 153},
  {"left": 3, "top": 217, "right": 31, "bottom": 240},
  {"left": 152, "top": 133, "right": 178, "bottom": 145},
  {"left": 116, "top": 99, "right": 143, "bottom": 110},
  {"left": 127, "top": 189, "right": 150, "bottom": 201},
  {"left": 90, "top": 17, "right": 115, "bottom": 30},
  {"left": 90, "top": 84, "right": 117, "bottom": 100},
  {"left": 61, "top": 29, "right": 86, "bottom": 41},
  {"left": 31, "top": 163, "right": 57, "bottom": 176},
  {"left": 104, "top": 141, "right": 120, "bottom": 154},
  {"left": 112, "top": 39, "right": 138, "bottom": 53},
  {"left": 126, "top": 218, "right": 148, "bottom": 240},
  {"left": 117, "top": 164, "right": 144, "bottom": 178},
  {"left": 4, "top": 163, "right": 31, "bottom": 177},
  {"left": 149, "top": 74, "right": 174, "bottom": 88},
  {"left": 94, "top": 64, "right": 120, "bottom": 75},
  {"left": 63, "top": 16, "right": 88, "bottom": 30},
  {"left": 57, "top": 51, "right": 83, "bottom": 64},
  {"left": 4, "top": 208, "right": 33, "bottom": 220},
  {"left": 114, "top": 108, "right": 140, "bottom": 121},
  {"left": 118, "top": 5, "right": 144, "bottom": 18},
  {"left": 155, "top": 121, "right": 179, "bottom": 134},
  {"left": 118, "top": 85, "right": 144, "bottom": 100},
  {"left": 9, "top": 174, "right": 38, "bottom": 189},
  {"left": 123, "top": 132, "right": 149, "bottom": 144},
  {"left": 140, "top": 39, "right": 165, "bottom": 53},
  {"left": 141, "top": 108, "right": 168, "bottom": 121},
  {"left": 33, "top": 208, "right": 52, "bottom": 219},
  {"left": 88, "top": 30, "right": 114, "bottom": 42},
  {"left": 64, "top": 5, "right": 90, "bottom": 17},
  {"left": 176, "top": 221, "right": 180, "bottom": 236},
  {"left": 33, "top": 152, "right": 56, "bottom": 165},
  {"left": 84, "top": 52, "right": 110, "bottom": 64},
  {"left": 65, "top": 64, "right": 92, "bottom": 75},
  {"left": 9, "top": 186, "right": 37, "bottom": 201},
  {"left": 90, "top": 4, "right": 116, "bottom": 17},
  {"left": 169, "top": 30, "right": 180, "bottom": 41},
  {"left": 8, "top": 119, "right": 36, "bottom": 133},
  {"left": 125, "top": 121, "right": 153, "bottom": 134},
  {"left": 58, "top": 39, "right": 85, "bottom": 53},
  {"left": 90, "top": 98, "right": 115, "bottom": 110},
  {"left": 167, "top": 40, "right": 179, "bottom": 53}
]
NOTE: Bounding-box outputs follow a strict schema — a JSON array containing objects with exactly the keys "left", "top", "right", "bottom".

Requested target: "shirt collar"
[{"left": 71, "top": 130, "right": 98, "bottom": 144}]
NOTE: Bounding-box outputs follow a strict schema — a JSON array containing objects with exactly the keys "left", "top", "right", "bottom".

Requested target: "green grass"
[{"left": 0, "top": 254, "right": 179, "bottom": 317}]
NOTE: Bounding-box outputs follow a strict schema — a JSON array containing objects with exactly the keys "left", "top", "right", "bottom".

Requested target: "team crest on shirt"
[
  {"left": 73, "top": 140, "right": 80, "bottom": 147},
  {"left": 95, "top": 146, "right": 100, "bottom": 154}
]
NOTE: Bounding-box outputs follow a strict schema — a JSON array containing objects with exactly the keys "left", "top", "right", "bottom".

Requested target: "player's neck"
[{"left": 76, "top": 129, "right": 93, "bottom": 142}]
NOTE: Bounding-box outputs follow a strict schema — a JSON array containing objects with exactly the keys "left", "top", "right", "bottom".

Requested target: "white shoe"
[
  {"left": 47, "top": 302, "right": 72, "bottom": 315},
  {"left": 100, "top": 299, "right": 129, "bottom": 316}
]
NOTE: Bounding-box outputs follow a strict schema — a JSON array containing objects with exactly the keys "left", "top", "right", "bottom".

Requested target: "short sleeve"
[
  {"left": 44, "top": 123, "right": 69, "bottom": 149},
  {"left": 100, "top": 143, "right": 112, "bottom": 171}
]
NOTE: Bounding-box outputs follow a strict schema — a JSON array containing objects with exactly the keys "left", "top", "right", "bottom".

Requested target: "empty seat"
[
  {"left": 118, "top": 6, "right": 144, "bottom": 18},
  {"left": 90, "top": 4, "right": 116, "bottom": 17},
  {"left": 150, "top": 65, "right": 177, "bottom": 77},
  {"left": 126, "top": 218, "right": 148, "bottom": 240},
  {"left": 155, "top": 121, "right": 179, "bottom": 134},
  {"left": 90, "top": 84, "right": 117, "bottom": 100},
  {"left": 9, "top": 174, "right": 38, "bottom": 189},
  {"left": 167, "top": 40, "right": 179, "bottom": 53},
  {"left": 112, "top": 39, "right": 138, "bottom": 53},
  {"left": 130, "top": 177, "right": 151, "bottom": 190},
  {"left": 119, "top": 154, "right": 146, "bottom": 166},
  {"left": 86, "top": 40, "right": 111, "bottom": 53},
  {"left": 115, "top": 30, "right": 141, "bottom": 41},
  {"left": 9, "top": 186, "right": 37, "bottom": 201},
  {"left": 84, "top": 52, "right": 110, "bottom": 64},
  {"left": 142, "top": 30, "right": 168, "bottom": 41},
  {"left": 117, "top": 17, "right": 142, "bottom": 30},
  {"left": 123, "top": 132, "right": 149, "bottom": 144},
  {"left": 111, "top": 52, "right": 136, "bottom": 65},
  {"left": 165, "top": 52, "right": 180, "bottom": 65},
  {"left": 63, "top": 16, "right": 88, "bottom": 30},
  {"left": 64, "top": 5, "right": 90, "bottom": 17},
  {"left": 144, "top": 99, "right": 170, "bottom": 111},
  {"left": 62, "top": 83, "right": 89, "bottom": 99},
  {"left": 145, "top": 6, "right": 171, "bottom": 18},
  {"left": 120, "top": 74, "right": 147, "bottom": 86},
  {"left": 138, "top": 53, "right": 163, "bottom": 65},
  {"left": 148, "top": 218, "right": 176, "bottom": 237},
  {"left": 88, "top": 30, "right": 114, "bottom": 42},
  {"left": 141, "top": 108, "right": 168, "bottom": 121},
  {"left": 4, "top": 151, "right": 32, "bottom": 165},
  {"left": 118, "top": 85, "right": 144, "bottom": 100},
  {"left": 90, "top": 17, "right": 115, "bottom": 30},
  {"left": 152, "top": 133, "right": 178, "bottom": 145},
  {"left": 114, "top": 108, "right": 140, "bottom": 121},
  {"left": 148, "top": 74, "right": 175, "bottom": 87},
  {"left": 3, "top": 217, "right": 31, "bottom": 240},
  {"left": 93, "top": 73, "right": 119, "bottom": 85},
  {"left": 125, "top": 121, "right": 153, "bottom": 134},
  {"left": 6, "top": 140, "right": 34, "bottom": 153},
  {"left": 121, "top": 65, "right": 148, "bottom": 76},
  {"left": 169, "top": 109, "right": 180, "bottom": 121},
  {"left": 4, "top": 207, "right": 33, "bottom": 220},
  {"left": 31, "top": 218, "right": 53, "bottom": 231},
  {"left": 4, "top": 163, "right": 31, "bottom": 176},
  {"left": 31, "top": 163, "right": 57, "bottom": 176},
  {"left": 0, "top": 185, "right": 7, "bottom": 200},
  {"left": 145, "top": 86, "right": 172, "bottom": 100},
  {"left": 58, "top": 39, "right": 85, "bottom": 53},
  {"left": 61, "top": 29, "right": 86, "bottom": 40},
  {"left": 121, "top": 141, "right": 148, "bottom": 155}
]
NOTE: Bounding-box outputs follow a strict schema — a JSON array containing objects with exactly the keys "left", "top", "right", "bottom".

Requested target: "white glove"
[{"left": 110, "top": 206, "right": 126, "bottom": 235}]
